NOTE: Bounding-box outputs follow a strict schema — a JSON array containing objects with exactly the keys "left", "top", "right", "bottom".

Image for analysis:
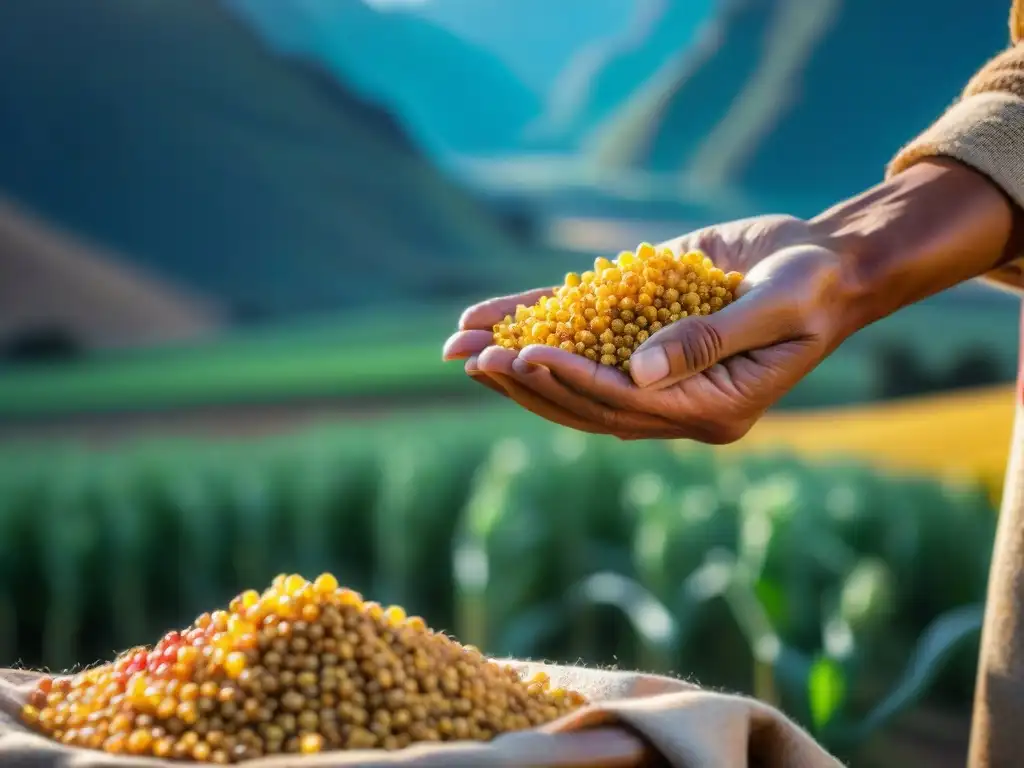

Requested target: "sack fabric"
[{"left": 0, "top": 662, "right": 843, "bottom": 768}]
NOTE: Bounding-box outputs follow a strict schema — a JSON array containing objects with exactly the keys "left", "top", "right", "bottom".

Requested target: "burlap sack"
[{"left": 0, "top": 662, "right": 844, "bottom": 767}]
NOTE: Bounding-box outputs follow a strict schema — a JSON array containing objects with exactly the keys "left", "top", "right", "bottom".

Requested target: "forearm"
[{"left": 808, "top": 158, "right": 1020, "bottom": 336}]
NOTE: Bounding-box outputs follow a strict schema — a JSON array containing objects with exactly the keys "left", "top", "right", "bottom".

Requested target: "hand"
[{"left": 443, "top": 215, "right": 857, "bottom": 442}]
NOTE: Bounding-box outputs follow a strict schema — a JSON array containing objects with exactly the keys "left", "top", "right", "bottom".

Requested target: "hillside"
[
  {"left": 408, "top": 0, "right": 635, "bottom": 95},
  {"left": 590, "top": 0, "right": 1011, "bottom": 210},
  {"left": 223, "top": 0, "right": 543, "bottom": 156},
  {"left": 0, "top": 198, "right": 220, "bottom": 356},
  {"left": 0, "top": 0, "right": 550, "bottom": 321},
  {"left": 526, "top": 0, "right": 717, "bottom": 150}
]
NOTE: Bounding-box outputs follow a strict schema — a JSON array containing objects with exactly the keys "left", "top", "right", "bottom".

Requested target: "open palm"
[{"left": 443, "top": 215, "right": 853, "bottom": 442}]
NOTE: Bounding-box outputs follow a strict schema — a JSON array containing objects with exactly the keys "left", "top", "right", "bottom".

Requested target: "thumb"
[{"left": 628, "top": 289, "right": 793, "bottom": 389}]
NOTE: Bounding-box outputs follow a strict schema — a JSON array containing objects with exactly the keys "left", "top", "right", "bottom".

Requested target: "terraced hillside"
[
  {"left": 223, "top": 0, "right": 543, "bottom": 156},
  {"left": 0, "top": 198, "right": 221, "bottom": 355},
  {"left": 590, "top": 0, "right": 1010, "bottom": 208},
  {"left": 0, "top": 0, "right": 552, "bottom": 321}
]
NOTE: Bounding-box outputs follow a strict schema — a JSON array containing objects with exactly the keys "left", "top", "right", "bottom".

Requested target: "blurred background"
[{"left": 0, "top": 0, "right": 1017, "bottom": 764}]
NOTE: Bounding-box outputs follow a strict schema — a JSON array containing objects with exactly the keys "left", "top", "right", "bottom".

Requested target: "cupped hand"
[{"left": 442, "top": 215, "right": 857, "bottom": 442}]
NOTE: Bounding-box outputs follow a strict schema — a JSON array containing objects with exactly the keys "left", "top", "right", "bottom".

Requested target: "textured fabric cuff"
[
  {"left": 887, "top": 92, "right": 1024, "bottom": 205},
  {"left": 887, "top": 92, "right": 1024, "bottom": 293}
]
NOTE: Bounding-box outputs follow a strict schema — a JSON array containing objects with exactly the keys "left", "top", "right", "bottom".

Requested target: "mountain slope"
[
  {"left": 0, "top": 198, "right": 220, "bottom": 354},
  {"left": 590, "top": 0, "right": 1010, "bottom": 211},
  {"left": 0, "top": 0, "right": 546, "bottom": 319},
  {"left": 529, "top": 0, "right": 718, "bottom": 150},
  {"left": 409, "top": 0, "right": 635, "bottom": 95},
  {"left": 223, "top": 0, "right": 543, "bottom": 155}
]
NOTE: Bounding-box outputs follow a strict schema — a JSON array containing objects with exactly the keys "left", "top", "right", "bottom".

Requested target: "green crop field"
[
  {"left": 0, "top": 307, "right": 468, "bottom": 418},
  {"left": 0, "top": 413, "right": 995, "bottom": 763},
  {"left": 0, "top": 286, "right": 1016, "bottom": 420}
]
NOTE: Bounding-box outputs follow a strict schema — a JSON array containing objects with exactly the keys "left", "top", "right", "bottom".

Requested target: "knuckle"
[
  {"left": 729, "top": 369, "right": 760, "bottom": 403},
  {"left": 668, "top": 320, "right": 724, "bottom": 374},
  {"left": 601, "top": 409, "right": 635, "bottom": 436},
  {"left": 599, "top": 408, "right": 621, "bottom": 431}
]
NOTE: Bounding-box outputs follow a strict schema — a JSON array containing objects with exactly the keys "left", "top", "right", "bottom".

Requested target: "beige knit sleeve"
[{"left": 887, "top": 22, "right": 1024, "bottom": 292}]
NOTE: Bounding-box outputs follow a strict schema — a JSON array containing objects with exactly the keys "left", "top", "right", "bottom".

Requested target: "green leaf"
[
  {"left": 722, "top": 570, "right": 779, "bottom": 662},
  {"left": 853, "top": 603, "right": 984, "bottom": 739},
  {"left": 753, "top": 577, "right": 788, "bottom": 629},
  {"left": 808, "top": 656, "right": 846, "bottom": 730},
  {"left": 839, "top": 558, "right": 896, "bottom": 634}
]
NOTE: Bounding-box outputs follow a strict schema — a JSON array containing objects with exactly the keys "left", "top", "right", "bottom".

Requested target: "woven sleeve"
[{"left": 887, "top": 41, "right": 1024, "bottom": 292}]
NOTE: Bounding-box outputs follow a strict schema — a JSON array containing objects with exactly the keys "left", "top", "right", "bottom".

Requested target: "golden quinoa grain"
[
  {"left": 493, "top": 244, "right": 743, "bottom": 371},
  {"left": 22, "top": 573, "right": 587, "bottom": 762}
]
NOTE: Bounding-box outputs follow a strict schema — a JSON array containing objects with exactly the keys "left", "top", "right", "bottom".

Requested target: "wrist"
[{"left": 807, "top": 158, "right": 1018, "bottom": 336}]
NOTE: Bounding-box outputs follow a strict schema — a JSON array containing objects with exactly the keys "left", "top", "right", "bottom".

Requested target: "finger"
[
  {"left": 443, "top": 330, "right": 495, "bottom": 361},
  {"left": 516, "top": 345, "right": 652, "bottom": 412},
  {"left": 496, "top": 373, "right": 617, "bottom": 435},
  {"left": 628, "top": 286, "right": 800, "bottom": 390},
  {"left": 506, "top": 357, "right": 683, "bottom": 436},
  {"left": 458, "top": 287, "right": 557, "bottom": 331},
  {"left": 474, "top": 347, "right": 614, "bottom": 435},
  {"left": 465, "top": 356, "right": 509, "bottom": 399}
]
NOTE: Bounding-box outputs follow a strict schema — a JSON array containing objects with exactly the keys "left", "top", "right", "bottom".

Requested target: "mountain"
[
  {"left": 526, "top": 0, "right": 717, "bottom": 149},
  {"left": 224, "top": 0, "right": 719, "bottom": 156},
  {"left": 223, "top": 0, "right": 543, "bottom": 155},
  {"left": 404, "top": 0, "right": 720, "bottom": 153},
  {"left": 589, "top": 0, "right": 1012, "bottom": 212},
  {"left": 0, "top": 0, "right": 550, "bottom": 320},
  {"left": 407, "top": 0, "right": 636, "bottom": 95}
]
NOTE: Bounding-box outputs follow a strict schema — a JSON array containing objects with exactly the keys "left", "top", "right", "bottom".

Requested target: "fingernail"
[
  {"left": 441, "top": 337, "right": 457, "bottom": 360},
  {"left": 630, "top": 348, "right": 669, "bottom": 387},
  {"left": 512, "top": 358, "right": 536, "bottom": 374}
]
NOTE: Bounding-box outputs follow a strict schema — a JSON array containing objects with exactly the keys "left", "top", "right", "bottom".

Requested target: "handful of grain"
[
  {"left": 21, "top": 573, "right": 586, "bottom": 763},
  {"left": 493, "top": 243, "right": 743, "bottom": 372}
]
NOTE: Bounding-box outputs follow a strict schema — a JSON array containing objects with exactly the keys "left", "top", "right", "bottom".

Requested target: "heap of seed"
[
  {"left": 493, "top": 243, "right": 743, "bottom": 371},
  {"left": 21, "top": 574, "right": 587, "bottom": 763}
]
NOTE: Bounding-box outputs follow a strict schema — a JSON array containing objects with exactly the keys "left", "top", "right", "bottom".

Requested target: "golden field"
[{"left": 714, "top": 384, "right": 1018, "bottom": 505}]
